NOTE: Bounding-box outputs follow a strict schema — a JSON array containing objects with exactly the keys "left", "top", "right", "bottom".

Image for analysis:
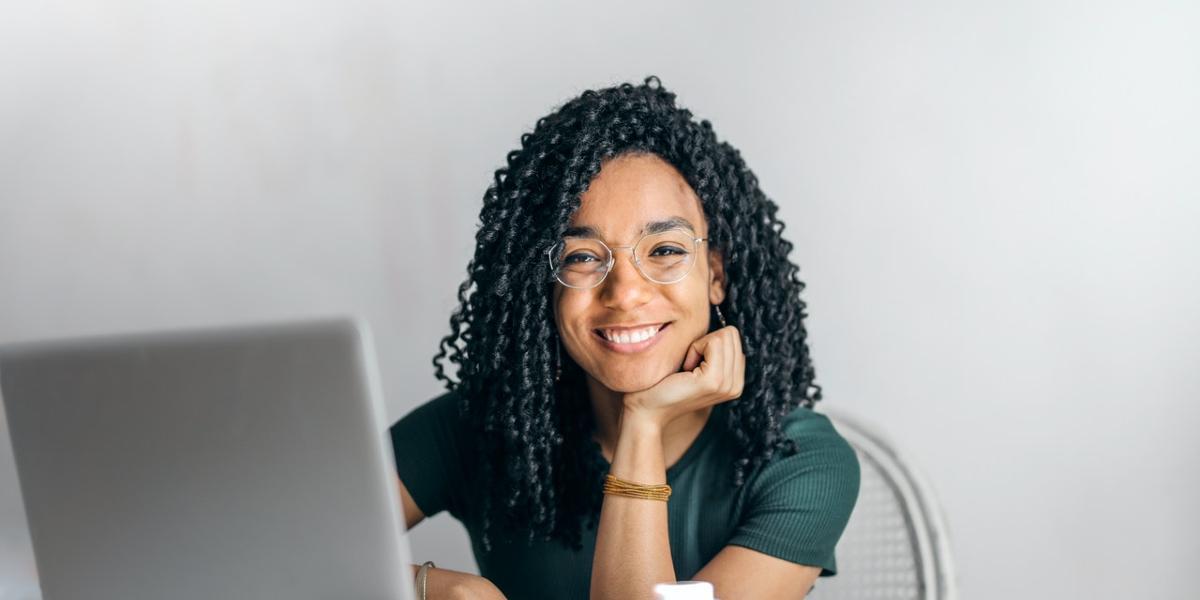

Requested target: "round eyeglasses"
[{"left": 547, "top": 228, "right": 709, "bottom": 289}]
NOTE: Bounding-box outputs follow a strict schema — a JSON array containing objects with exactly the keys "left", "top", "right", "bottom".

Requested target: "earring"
[
  {"left": 714, "top": 304, "right": 728, "bottom": 328},
  {"left": 552, "top": 336, "right": 561, "bottom": 381}
]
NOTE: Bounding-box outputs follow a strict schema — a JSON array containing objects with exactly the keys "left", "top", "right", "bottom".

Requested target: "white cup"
[{"left": 653, "top": 580, "right": 715, "bottom": 600}]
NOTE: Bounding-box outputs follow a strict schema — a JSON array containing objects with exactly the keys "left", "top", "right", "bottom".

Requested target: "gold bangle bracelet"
[
  {"left": 416, "top": 561, "right": 435, "bottom": 600},
  {"left": 603, "top": 474, "right": 672, "bottom": 502}
]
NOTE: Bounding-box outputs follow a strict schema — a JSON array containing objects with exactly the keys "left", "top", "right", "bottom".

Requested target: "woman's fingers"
[
  {"left": 691, "top": 335, "right": 718, "bottom": 384},
  {"left": 712, "top": 326, "right": 743, "bottom": 400},
  {"left": 682, "top": 337, "right": 706, "bottom": 372},
  {"left": 726, "top": 327, "right": 736, "bottom": 395},
  {"left": 626, "top": 326, "right": 746, "bottom": 424},
  {"left": 730, "top": 326, "right": 744, "bottom": 398},
  {"left": 687, "top": 326, "right": 745, "bottom": 402}
]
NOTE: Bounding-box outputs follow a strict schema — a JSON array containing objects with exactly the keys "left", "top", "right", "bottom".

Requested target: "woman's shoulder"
[
  {"left": 751, "top": 404, "right": 861, "bottom": 485},
  {"left": 726, "top": 404, "right": 862, "bottom": 576},
  {"left": 394, "top": 387, "right": 465, "bottom": 421},
  {"left": 779, "top": 404, "right": 851, "bottom": 445},
  {"left": 388, "top": 388, "right": 477, "bottom": 519},
  {"left": 389, "top": 387, "right": 473, "bottom": 443}
]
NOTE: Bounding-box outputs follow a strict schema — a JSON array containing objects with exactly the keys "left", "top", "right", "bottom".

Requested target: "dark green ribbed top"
[{"left": 389, "top": 391, "right": 860, "bottom": 600}]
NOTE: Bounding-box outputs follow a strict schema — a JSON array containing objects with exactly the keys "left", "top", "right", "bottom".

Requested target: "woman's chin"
[{"left": 596, "top": 369, "right": 677, "bottom": 394}]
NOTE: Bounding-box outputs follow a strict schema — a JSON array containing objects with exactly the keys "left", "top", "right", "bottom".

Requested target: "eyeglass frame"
[{"left": 546, "top": 227, "right": 710, "bottom": 289}]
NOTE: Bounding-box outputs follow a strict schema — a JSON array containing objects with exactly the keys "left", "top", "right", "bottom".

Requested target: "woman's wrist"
[
  {"left": 618, "top": 403, "right": 667, "bottom": 438},
  {"left": 609, "top": 407, "right": 668, "bottom": 483},
  {"left": 417, "top": 565, "right": 506, "bottom": 600}
]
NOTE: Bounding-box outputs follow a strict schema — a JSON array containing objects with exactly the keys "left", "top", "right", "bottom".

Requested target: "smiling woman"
[{"left": 388, "top": 77, "right": 861, "bottom": 600}]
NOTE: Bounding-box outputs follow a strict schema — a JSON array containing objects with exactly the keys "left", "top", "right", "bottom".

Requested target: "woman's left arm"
[
  {"left": 588, "top": 407, "right": 675, "bottom": 600},
  {"left": 591, "top": 326, "right": 754, "bottom": 600},
  {"left": 590, "top": 325, "right": 836, "bottom": 599},
  {"left": 591, "top": 408, "right": 823, "bottom": 600}
]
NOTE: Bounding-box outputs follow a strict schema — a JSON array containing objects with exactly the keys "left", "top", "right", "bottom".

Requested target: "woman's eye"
[
  {"left": 563, "top": 253, "right": 599, "bottom": 265},
  {"left": 649, "top": 246, "right": 687, "bottom": 257}
]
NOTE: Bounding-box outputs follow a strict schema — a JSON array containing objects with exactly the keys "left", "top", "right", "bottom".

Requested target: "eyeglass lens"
[{"left": 551, "top": 229, "right": 697, "bottom": 288}]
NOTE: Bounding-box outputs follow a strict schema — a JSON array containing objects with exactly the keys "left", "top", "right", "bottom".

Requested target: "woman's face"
[{"left": 553, "top": 153, "right": 725, "bottom": 394}]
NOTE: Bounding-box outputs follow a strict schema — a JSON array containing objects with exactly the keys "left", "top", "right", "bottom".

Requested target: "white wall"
[{"left": 2, "top": 1, "right": 1197, "bottom": 599}]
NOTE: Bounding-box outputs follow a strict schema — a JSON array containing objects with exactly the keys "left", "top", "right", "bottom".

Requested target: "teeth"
[{"left": 601, "top": 325, "right": 662, "bottom": 344}]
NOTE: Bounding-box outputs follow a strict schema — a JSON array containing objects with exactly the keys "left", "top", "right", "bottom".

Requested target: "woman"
[{"left": 390, "top": 76, "right": 860, "bottom": 600}]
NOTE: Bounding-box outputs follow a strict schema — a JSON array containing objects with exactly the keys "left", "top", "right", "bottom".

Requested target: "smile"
[{"left": 592, "top": 323, "right": 670, "bottom": 354}]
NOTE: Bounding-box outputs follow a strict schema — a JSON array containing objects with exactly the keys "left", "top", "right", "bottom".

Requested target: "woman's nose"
[{"left": 598, "top": 250, "right": 653, "bottom": 310}]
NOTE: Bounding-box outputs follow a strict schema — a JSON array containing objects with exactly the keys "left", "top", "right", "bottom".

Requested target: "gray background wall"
[{"left": 2, "top": 1, "right": 1197, "bottom": 598}]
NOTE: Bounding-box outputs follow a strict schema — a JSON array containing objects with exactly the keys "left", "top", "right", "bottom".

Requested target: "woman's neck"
[{"left": 586, "top": 376, "right": 713, "bottom": 469}]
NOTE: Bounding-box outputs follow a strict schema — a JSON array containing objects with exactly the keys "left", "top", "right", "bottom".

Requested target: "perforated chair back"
[{"left": 806, "top": 410, "right": 957, "bottom": 600}]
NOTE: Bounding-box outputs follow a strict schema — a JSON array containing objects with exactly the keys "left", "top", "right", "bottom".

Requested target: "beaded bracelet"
[{"left": 603, "top": 474, "right": 672, "bottom": 502}]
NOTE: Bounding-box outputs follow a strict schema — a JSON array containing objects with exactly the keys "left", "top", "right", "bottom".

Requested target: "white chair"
[{"left": 806, "top": 409, "right": 958, "bottom": 600}]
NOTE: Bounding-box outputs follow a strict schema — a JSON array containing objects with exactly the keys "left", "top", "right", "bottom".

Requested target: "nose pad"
[
  {"left": 598, "top": 247, "right": 652, "bottom": 305},
  {"left": 603, "top": 247, "right": 641, "bottom": 281}
]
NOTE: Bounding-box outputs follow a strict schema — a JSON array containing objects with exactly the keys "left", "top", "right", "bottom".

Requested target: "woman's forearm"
[
  {"left": 411, "top": 564, "right": 506, "bottom": 600},
  {"left": 590, "top": 409, "right": 676, "bottom": 600}
]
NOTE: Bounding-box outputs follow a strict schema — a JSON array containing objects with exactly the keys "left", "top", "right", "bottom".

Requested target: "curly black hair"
[{"left": 431, "top": 76, "right": 822, "bottom": 552}]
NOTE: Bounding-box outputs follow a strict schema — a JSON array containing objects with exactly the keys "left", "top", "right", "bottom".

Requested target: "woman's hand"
[
  {"left": 445, "top": 575, "right": 506, "bottom": 600},
  {"left": 622, "top": 325, "right": 745, "bottom": 429},
  {"left": 421, "top": 566, "right": 507, "bottom": 600}
]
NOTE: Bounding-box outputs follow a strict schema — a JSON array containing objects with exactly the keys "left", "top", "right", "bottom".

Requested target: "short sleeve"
[
  {"left": 388, "top": 390, "right": 472, "bottom": 519},
  {"left": 727, "top": 408, "right": 861, "bottom": 577}
]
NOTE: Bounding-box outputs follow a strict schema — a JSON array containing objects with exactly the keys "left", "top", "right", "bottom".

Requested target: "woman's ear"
[{"left": 707, "top": 248, "right": 727, "bottom": 305}]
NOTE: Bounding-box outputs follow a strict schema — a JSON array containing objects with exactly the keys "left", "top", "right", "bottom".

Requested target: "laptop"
[{"left": 0, "top": 317, "right": 414, "bottom": 600}]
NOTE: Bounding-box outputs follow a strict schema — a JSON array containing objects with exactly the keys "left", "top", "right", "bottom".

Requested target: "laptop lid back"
[{"left": 0, "top": 317, "right": 412, "bottom": 600}]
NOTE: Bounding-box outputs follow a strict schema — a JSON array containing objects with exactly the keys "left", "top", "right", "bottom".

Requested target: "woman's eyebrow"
[
  {"left": 563, "top": 217, "right": 696, "bottom": 239},
  {"left": 645, "top": 216, "right": 696, "bottom": 235}
]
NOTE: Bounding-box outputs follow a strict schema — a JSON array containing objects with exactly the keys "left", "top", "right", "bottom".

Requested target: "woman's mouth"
[{"left": 592, "top": 322, "right": 671, "bottom": 354}]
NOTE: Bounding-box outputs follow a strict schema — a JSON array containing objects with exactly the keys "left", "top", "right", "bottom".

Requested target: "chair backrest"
[{"left": 806, "top": 409, "right": 958, "bottom": 600}]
